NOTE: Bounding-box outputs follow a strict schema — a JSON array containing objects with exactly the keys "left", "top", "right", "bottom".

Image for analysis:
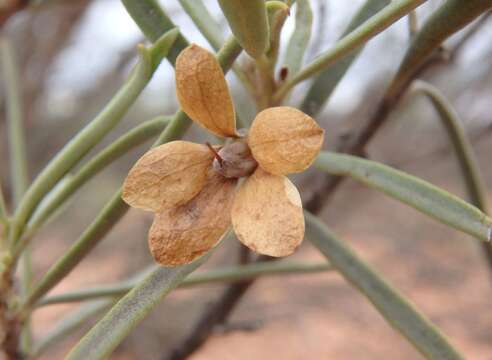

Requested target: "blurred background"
[{"left": 1, "top": 0, "right": 492, "bottom": 358}]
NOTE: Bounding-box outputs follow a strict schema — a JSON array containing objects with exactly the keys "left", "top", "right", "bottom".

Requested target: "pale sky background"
[{"left": 43, "top": 0, "right": 491, "bottom": 125}]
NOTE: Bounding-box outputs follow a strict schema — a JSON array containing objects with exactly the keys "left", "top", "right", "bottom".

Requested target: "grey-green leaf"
[
  {"left": 31, "top": 300, "right": 112, "bottom": 359},
  {"left": 273, "top": 0, "right": 426, "bottom": 102},
  {"left": 411, "top": 81, "right": 488, "bottom": 212},
  {"left": 283, "top": 0, "right": 313, "bottom": 78},
  {"left": 265, "top": 1, "right": 290, "bottom": 63},
  {"left": 315, "top": 151, "right": 492, "bottom": 242},
  {"left": 300, "top": 0, "right": 389, "bottom": 116},
  {"left": 305, "top": 212, "right": 465, "bottom": 360},
  {"left": 218, "top": 0, "right": 270, "bottom": 59},
  {"left": 178, "top": 0, "right": 224, "bottom": 50},
  {"left": 121, "top": 0, "right": 188, "bottom": 64},
  {"left": 66, "top": 255, "right": 209, "bottom": 360}
]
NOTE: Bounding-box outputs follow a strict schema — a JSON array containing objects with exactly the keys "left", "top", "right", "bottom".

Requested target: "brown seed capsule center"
[{"left": 210, "top": 140, "right": 258, "bottom": 179}]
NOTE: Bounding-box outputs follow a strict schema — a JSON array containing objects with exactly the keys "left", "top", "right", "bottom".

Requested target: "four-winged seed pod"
[{"left": 122, "top": 44, "right": 324, "bottom": 266}]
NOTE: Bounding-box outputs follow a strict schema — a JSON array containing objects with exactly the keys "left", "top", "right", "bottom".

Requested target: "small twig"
[{"left": 448, "top": 11, "right": 491, "bottom": 63}]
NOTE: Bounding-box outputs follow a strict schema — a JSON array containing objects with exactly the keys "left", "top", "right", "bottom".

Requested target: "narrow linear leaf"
[
  {"left": 66, "top": 255, "right": 210, "bottom": 360},
  {"left": 0, "top": 36, "right": 29, "bottom": 205},
  {"left": 218, "top": 0, "right": 270, "bottom": 59},
  {"left": 121, "top": 0, "right": 188, "bottom": 65},
  {"left": 265, "top": 1, "right": 290, "bottom": 63},
  {"left": 273, "top": 0, "right": 427, "bottom": 101},
  {"left": 38, "top": 261, "right": 332, "bottom": 306},
  {"left": 24, "top": 116, "right": 169, "bottom": 238},
  {"left": 30, "top": 300, "right": 112, "bottom": 359},
  {"left": 305, "top": 213, "right": 465, "bottom": 360},
  {"left": 315, "top": 152, "right": 492, "bottom": 242},
  {"left": 0, "top": 34, "right": 33, "bottom": 352},
  {"left": 283, "top": 0, "right": 313, "bottom": 77},
  {"left": 178, "top": 0, "right": 223, "bottom": 50},
  {"left": 411, "top": 81, "right": 488, "bottom": 212},
  {"left": 28, "top": 176, "right": 73, "bottom": 230},
  {"left": 31, "top": 265, "right": 154, "bottom": 358},
  {"left": 9, "top": 28, "right": 179, "bottom": 247},
  {"left": 300, "top": 0, "right": 389, "bottom": 116},
  {"left": 411, "top": 81, "right": 492, "bottom": 278}
]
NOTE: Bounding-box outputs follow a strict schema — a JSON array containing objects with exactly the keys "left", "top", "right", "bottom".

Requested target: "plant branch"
[
  {"left": 411, "top": 81, "right": 488, "bottom": 212},
  {"left": 448, "top": 10, "right": 491, "bottom": 63}
]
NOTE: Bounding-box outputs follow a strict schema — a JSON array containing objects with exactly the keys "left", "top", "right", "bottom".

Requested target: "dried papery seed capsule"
[
  {"left": 218, "top": 0, "right": 270, "bottom": 59},
  {"left": 175, "top": 44, "right": 237, "bottom": 138},
  {"left": 148, "top": 172, "right": 237, "bottom": 266},
  {"left": 122, "top": 141, "right": 214, "bottom": 212},
  {"left": 231, "top": 167, "right": 305, "bottom": 257},
  {"left": 248, "top": 106, "right": 324, "bottom": 175},
  {"left": 212, "top": 141, "right": 258, "bottom": 179}
]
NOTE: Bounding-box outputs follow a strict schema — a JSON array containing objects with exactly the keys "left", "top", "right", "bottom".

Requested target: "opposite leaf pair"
[{"left": 122, "top": 44, "right": 324, "bottom": 267}]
